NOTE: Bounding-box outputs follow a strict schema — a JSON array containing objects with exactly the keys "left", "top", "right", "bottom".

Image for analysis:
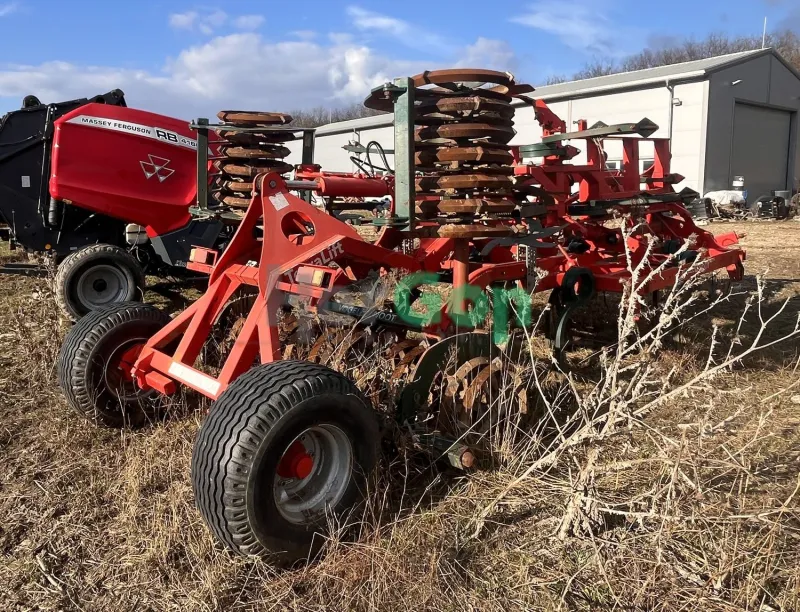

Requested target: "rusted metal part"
[
  {"left": 364, "top": 68, "right": 534, "bottom": 111},
  {"left": 416, "top": 113, "right": 514, "bottom": 127},
  {"left": 416, "top": 96, "right": 513, "bottom": 116},
  {"left": 218, "top": 145, "right": 292, "bottom": 159},
  {"left": 387, "top": 338, "right": 420, "bottom": 360},
  {"left": 416, "top": 174, "right": 512, "bottom": 192},
  {"left": 216, "top": 130, "right": 296, "bottom": 144},
  {"left": 414, "top": 146, "right": 512, "bottom": 166},
  {"left": 216, "top": 110, "right": 293, "bottom": 125},
  {"left": 216, "top": 160, "right": 294, "bottom": 177},
  {"left": 463, "top": 358, "right": 503, "bottom": 413},
  {"left": 414, "top": 165, "right": 515, "bottom": 177},
  {"left": 220, "top": 195, "right": 251, "bottom": 208},
  {"left": 391, "top": 345, "right": 427, "bottom": 381},
  {"left": 436, "top": 224, "right": 515, "bottom": 238},
  {"left": 417, "top": 198, "right": 517, "bottom": 216},
  {"left": 375, "top": 69, "right": 530, "bottom": 234},
  {"left": 215, "top": 178, "right": 255, "bottom": 194},
  {"left": 212, "top": 109, "right": 295, "bottom": 210},
  {"left": 416, "top": 124, "right": 515, "bottom": 144}
]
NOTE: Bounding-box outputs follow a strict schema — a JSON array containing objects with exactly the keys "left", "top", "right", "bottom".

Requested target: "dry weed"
[{"left": 0, "top": 222, "right": 798, "bottom": 611}]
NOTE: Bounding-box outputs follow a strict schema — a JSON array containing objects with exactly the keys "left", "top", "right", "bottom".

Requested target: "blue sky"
[{"left": 0, "top": 0, "right": 798, "bottom": 118}]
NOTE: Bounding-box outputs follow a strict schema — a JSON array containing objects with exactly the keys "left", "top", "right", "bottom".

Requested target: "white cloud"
[
  {"left": 169, "top": 9, "right": 228, "bottom": 35},
  {"left": 348, "top": 5, "right": 407, "bottom": 37},
  {"left": 168, "top": 11, "right": 198, "bottom": 30},
  {"left": 290, "top": 30, "right": 317, "bottom": 41},
  {"left": 457, "top": 38, "right": 518, "bottom": 73},
  {"left": 511, "top": 1, "right": 620, "bottom": 56},
  {"left": 233, "top": 14, "right": 265, "bottom": 30},
  {"left": 200, "top": 9, "right": 227, "bottom": 34},
  {"left": 346, "top": 5, "right": 448, "bottom": 52},
  {"left": 0, "top": 33, "right": 427, "bottom": 118},
  {"left": 0, "top": 2, "right": 19, "bottom": 17}
]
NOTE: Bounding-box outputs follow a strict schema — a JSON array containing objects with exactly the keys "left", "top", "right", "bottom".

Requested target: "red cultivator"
[{"left": 58, "top": 69, "right": 745, "bottom": 562}]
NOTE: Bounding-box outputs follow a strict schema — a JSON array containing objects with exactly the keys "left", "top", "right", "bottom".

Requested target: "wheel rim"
[
  {"left": 103, "top": 338, "right": 147, "bottom": 402},
  {"left": 273, "top": 424, "right": 354, "bottom": 525},
  {"left": 76, "top": 264, "right": 129, "bottom": 309}
]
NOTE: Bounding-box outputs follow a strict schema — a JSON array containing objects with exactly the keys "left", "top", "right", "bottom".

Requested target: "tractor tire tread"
[
  {"left": 54, "top": 244, "right": 145, "bottom": 321},
  {"left": 58, "top": 301, "right": 170, "bottom": 428},
  {"left": 192, "top": 360, "right": 376, "bottom": 560}
]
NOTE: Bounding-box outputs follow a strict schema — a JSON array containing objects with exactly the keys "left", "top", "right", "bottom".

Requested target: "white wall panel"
[{"left": 287, "top": 82, "right": 706, "bottom": 194}]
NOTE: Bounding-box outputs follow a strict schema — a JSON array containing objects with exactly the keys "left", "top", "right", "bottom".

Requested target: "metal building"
[{"left": 288, "top": 48, "right": 800, "bottom": 200}]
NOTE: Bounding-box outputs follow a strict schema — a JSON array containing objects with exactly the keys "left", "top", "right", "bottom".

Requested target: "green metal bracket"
[
  {"left": 194, "top": 118, "right": 209, "bottom": 213},
  {"left": 371, "top": 216, "right": 409, "bottom": 227},
  {"left": 301, "top": 129, "right": 315, "bottom": 203},
  {"left": 301, "top": 129, "right": 315, "bottom": 165},
  {"left": 392, "top": 77, "right": 415, "bottom": 232},
  {"left": 541, "top": 118, "right": 659, "bottom": 143},
  {"left": 343, "top": 141, "right": 396, "bottom": 155},
  {"left": 518, "top": 142, "right": 573, "bottom": 158}
]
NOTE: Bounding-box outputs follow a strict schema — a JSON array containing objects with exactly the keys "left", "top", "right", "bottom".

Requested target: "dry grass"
[{"left": 0, "top": 220, "right": 799, "bottom": 611}]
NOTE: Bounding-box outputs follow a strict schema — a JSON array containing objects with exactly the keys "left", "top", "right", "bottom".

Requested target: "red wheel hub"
[
  {"left": 277, "top": 440, "right": 314, "bottom": 480},
  {"left": 116, "top": 343, "right": 145, "bottom": 382}
]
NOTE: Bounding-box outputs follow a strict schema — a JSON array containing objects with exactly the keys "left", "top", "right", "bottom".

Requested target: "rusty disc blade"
[
  {"left": 364, "top": 68, "right": 533, "bottom": 111},
  {"left": 418, "top": 198, "right": 517, "bottom": 215},
  {"left": 220, "top": 195, "right": 252, "bottom": 208},
  {"left": 215, "top": 130, "right": 296, "bottom": 144},
  {"left": 415, "top": 146, "right": 513, "bottom": 166},
  {"left": 436, "top": 224, "right": 516, "bottom": 238},
  {"left": 416, "top": 174, "right": 512, "bottom": 191},
  {"left": 216, "top": 160, "right": 294, "bottom": 177},
  {"left": 215, "top": 178, "right": 255, "bottom": 194},
  {"left": 414, "top": 165, "right": 515, "bottom": 177},
  {"left": 416, "top": 96, "right": 514, "bottom": 116},
  {"left": 414, "top": 68, "right": 515, "bottom": 87},
  {"left": 416, "top": 123, "right": 516, "bottom": 144},
  {"left": 463, "top": 360, "right": 503, "bottom": 413},
  {"left": 218, "top": 145, "right": 292, "bottom": 160},
  {"left": 217, "top": 110, "right": 293, "bottom": 125},
  {"left": 416, "top": 113, "right": 515, "bottom": 128}
]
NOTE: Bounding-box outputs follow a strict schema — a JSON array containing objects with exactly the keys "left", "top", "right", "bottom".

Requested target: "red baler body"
[{"left": 50, "top": 104, "right": 201, "bottom": 236}]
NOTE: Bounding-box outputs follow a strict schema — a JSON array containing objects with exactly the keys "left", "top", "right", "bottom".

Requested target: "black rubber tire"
[
  {"left": 192, "top": 360, "right": 379, "bottom": 563},
  {"left": 54, "top": 244, "right": 145, "bottom": 321},
  {"left": 58, "top": 301, "right": 171, "bottom": 428}
]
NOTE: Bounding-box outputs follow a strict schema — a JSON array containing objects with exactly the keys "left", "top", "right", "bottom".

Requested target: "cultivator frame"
[
  {"left": 129, "top": 74, "right": 745, "bottom": 407},
  {"left": 59, "top": 67, "right": 746, "bottom": 562}
]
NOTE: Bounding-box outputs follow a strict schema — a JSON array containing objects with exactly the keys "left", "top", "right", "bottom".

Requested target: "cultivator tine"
[{"left": 540, "top": 117, "right": 659, "bottom": 143}]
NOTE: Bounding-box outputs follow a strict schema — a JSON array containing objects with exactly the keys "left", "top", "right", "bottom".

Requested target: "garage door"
[{"left": 730, "top": 103, "right": 791, "bottom": 201}]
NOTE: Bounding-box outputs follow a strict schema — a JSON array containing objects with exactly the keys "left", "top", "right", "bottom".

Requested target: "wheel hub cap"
[
  {"left": 273, "top": 425, "right": 353, "bottom": 525},
  {"left": 77, "top": 264, "right": 128, "bottom": 308}
]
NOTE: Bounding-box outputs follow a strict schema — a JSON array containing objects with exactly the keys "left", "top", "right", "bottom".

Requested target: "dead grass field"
[{"left": 0, "top": 220, "right": 799, "bottom": 611}]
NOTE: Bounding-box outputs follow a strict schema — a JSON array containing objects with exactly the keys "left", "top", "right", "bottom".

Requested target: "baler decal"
[{"left": 65, "top": 115, "right": 199, "bottom": 150}]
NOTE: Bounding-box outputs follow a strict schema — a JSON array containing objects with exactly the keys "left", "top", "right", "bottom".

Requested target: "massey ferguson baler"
[{"left": 0, "top": 92, "right": 233, "bottom": 319}]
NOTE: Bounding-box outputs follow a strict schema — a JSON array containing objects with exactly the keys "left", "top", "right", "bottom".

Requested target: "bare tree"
[
  {"left": 288, "top": 103, "right": 386, "bottom": 128},
  {"left": 547, "top": 30, "right": 800, "bottom": 84}
]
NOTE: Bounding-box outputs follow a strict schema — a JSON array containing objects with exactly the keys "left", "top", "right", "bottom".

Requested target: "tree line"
[
  {"left": 548, "top": 30, "right": 800, "bottom": 84},
  {"left": 287, "top": 102, "right": 386, "bottom": 128}
]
